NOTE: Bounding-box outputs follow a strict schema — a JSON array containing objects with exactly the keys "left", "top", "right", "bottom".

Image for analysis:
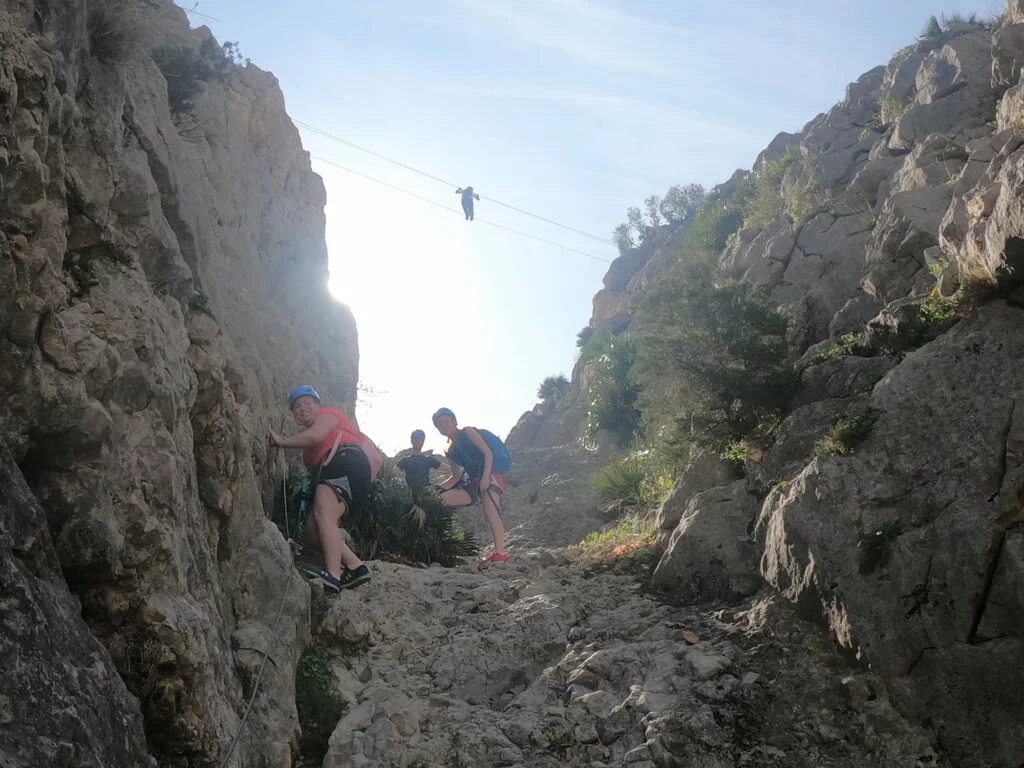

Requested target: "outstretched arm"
[
  {"left": 269, "top": 413, "right": 338, "bottom": 449},
  {"left": 439, "top": 458, "right": 463, "bottom": 489}
]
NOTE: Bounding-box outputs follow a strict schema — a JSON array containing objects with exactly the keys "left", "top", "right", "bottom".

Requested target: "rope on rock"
[{"left": 217, "top": 474, "right": 296, "bottom": 768}]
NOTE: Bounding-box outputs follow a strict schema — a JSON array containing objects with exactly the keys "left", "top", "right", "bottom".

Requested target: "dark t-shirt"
[{"left": 397, "top": 453, "right": 441, "bottom": 487}]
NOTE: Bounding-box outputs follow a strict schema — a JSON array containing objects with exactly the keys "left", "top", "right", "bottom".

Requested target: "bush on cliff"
[
  {"left": 273, "top": 463, "right": 478, "bottom": 567},
  {"left": 632, "top": 264, "right": 796, "bottom": 452},
  {"left": 581, "top": 338, "right": 641, "bottom": 446}
]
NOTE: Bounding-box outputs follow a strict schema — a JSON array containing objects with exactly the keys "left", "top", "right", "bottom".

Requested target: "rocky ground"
[{"left": 304, "top": 486, "right": 940, "bottom": 768}]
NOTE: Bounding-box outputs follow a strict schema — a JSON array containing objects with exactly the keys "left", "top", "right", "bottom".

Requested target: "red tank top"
[{"left": 303, "top": 407, "right": 361, "bottom": 468}]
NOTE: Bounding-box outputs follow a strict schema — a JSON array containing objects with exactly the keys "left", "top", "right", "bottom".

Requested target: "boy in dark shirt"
[{"left": 396, "top": 429, "right": 442, "bottom": 492}]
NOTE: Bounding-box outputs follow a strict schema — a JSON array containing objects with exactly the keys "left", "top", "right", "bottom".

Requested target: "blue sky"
[{"left": 187, "top": 0, "right": 1001, "bottom": 453}]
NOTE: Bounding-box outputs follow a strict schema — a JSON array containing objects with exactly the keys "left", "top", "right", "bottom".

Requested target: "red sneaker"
[{"left": 486, "top": 552, "right": 510, "bottom": 564}]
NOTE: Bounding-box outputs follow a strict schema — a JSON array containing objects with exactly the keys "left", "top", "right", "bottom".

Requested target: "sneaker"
[
  {"left": 478, "top": 552, "right": 510, "bottom": 566},
  {"left": 336, "top": 564, "right": 372, "bottom": 590},
  {"left": 299, "top": 565, "right": 344, "bottom": 592}
]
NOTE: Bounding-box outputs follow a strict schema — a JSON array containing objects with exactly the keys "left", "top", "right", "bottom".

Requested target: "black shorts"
[
  {"left": 451, "top": 471, "right": 505, "bottom": 505},
  {"left": 314, "top": 446, "right": 371, "bottom": 511}
]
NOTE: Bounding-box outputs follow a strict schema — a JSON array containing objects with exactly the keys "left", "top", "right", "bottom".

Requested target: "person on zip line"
[
  {"left": 269, "top": 385, "right": 372, "bottom": 591},
  {"left": 432, "top": 407, "right": 511, "bottom": 565},
  {"left": 455, "top": 186, "right": 480, "bottom": 220}
]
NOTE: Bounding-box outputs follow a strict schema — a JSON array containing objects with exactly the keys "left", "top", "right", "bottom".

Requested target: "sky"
[{"left": 186, "top": 0, "right": 1002, "bottom": 454}]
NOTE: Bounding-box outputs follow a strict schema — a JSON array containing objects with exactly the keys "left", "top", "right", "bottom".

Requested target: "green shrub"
[
  {"left": 88, "top": 0, "right": 143, "bottom": 63},
  {"left": 151, "top": 45, "right": 214, "bottom": 114},
  {"left": 581, "top": 339, "right": 641, "bottom": 445},
  {"left": 187, "top": 292, "right": 214, "bottom": 318},
  {"left": 274, "top": 464, "right": 478, "bottom": 567},
  {"left": 721, "top": 441, "right": 747, "bottom": 464},
  {"left": 817, "top": 332, "right": 870, "bottom": 361},
  {"left": 857, "top": 520, "right": 903, "bottom": 574},
  {"left": 632, "top": 268, "right": 796, "bottom": 451},
  {"left": 577, "top": 512, "right": 658, "bottom": 557},
  {"left": 813, "top": 407, "right": 879, "bottom": 457},
  {"left": 880, "top": 96, "right": 909, "bottom": 125},
  {"left": 940, "top": 11, "right": 980, "bottom": 27},
  {"left": 296, "top": 647, "right": 348, "bottom": 765},
  {"left": 688, "top": 200, "right": 745, "bottom": 255},
  {"left": 920, "top": 15, "right": 942, "bottom": 39},
  {"left": 744, "top": 146, "right": 798, "bottom": 230},
  {"left": 537, "top": 374, "right": 569, "bottom": 402},
  {"left": 660, "top": 183, "right": 707, "bottom": 224},
  {"left": 577, "top": 327, "right": 613, "bottom": 367},
  {"left": 589, "top": 451, "right": 671, "bottom": 507},
  {"left": 351, "top": 468, "right": 478, "bottom": 566},
  {"left": 873, "top": 294, "right": 958, "bottom": 355}
]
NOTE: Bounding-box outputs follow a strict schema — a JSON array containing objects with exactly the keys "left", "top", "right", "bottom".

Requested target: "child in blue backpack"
[{"left": 432, "top": 407, "right": 510, "bottom": 564}]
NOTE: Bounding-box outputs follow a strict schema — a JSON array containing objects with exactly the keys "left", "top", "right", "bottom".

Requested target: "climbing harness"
[{"left": 288, "top": 473, "right": 312, "bottom": 558}]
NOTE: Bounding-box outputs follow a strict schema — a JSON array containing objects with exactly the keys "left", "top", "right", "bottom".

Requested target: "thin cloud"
[
  {"left": 456, "top": 84, "right": 762, "bottom": 145},
  {"left": 455, "top": 0, "right": 668, "bottom": 75}
]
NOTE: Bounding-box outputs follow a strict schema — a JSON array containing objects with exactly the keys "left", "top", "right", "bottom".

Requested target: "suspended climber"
[{"left": 455, "top": 186, "right": 480, "bottom": 220}]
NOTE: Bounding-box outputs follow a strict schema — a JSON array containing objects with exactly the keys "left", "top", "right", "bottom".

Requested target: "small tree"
[
  {"left": 151, "top": 45, "right": 214, "bottom": 114},
  {"left": 626, "top": 206, "right": 646, "bottom": 243},
  {"left": 688, "top": 200, "right": 744, "bottom": 256},
  {"left": 612, "top": 222, "right": 634, "bottom": 255},
  {"left": 644, "top": 194, "right": 663, "bottom": 228},
  {"left": 537, "top": 374, "right": 570, "bottom": 402},
  {"left": 660, "top": 183, "right": 707, "bottom": 224},
  {"left": 632, "top": 266, "right": 796, "bottom": 448},
  {"left": 582, "top": 339, "right": 641, "bottom": 445},
  {"left": 921, "top": 15, "right": 942, "bottom": 39}
]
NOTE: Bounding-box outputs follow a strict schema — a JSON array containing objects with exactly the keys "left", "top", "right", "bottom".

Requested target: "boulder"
[
  {"left": 757, "top": 302, "right": 1024, "bottom": 767},
  {"left": 650, "top": 481, "right": 762, "bottom": 602},
  {"left": 654, "top": 454, "right": 740, "bottom": 537},
  {"left": 991, "top": 23, "right": 1024, "bottom": 93}
]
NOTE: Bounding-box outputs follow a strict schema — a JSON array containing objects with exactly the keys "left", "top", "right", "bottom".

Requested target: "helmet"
[
  {"left": 411, "top": 429, "right": 426, "bottom": 440},
  {"left": 431, "top": 407, "right": 456, "bottom": 426},
  {"left": 288, "top": 385, "right": 320, "bottom": 409}
]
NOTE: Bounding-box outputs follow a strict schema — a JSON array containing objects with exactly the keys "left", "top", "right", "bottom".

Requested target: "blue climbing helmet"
[
  {"left": 411, "top": 429, "right": 426, "bottom": 440},
  {"left": 288, "top": 385, "right": 320, "bottom": 409},
  {"left": 431, "top": 407, "right": 456, "bottom": 426}
]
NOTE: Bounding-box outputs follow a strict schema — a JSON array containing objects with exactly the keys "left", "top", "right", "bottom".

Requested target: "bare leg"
[
  {"left": 480, "top": 488, "right": 506, "bottom": 554},
  {"left": 441, "top": 488, "right": 473, "bottom": 507},
  {"left": 313, "top": 485, "right": 364, "bottom": 578},
  {"left": 441, "top": 487, "right": 504, "bottom": 554}
]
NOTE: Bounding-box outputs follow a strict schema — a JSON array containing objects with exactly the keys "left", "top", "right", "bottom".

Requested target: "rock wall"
[
  {"left": 0, "top": 1, "right": 357, "bottom": 765},
  {"left": 509, "top": 8, "right": 1024, "bottom": 767}
]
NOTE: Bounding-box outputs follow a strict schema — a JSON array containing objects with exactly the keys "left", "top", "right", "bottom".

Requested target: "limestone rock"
[
  {"left": 650, "top": 480, "right": 762, "bottom": 603},
  {"left": 757, "top": 302, "right": 1024, "bottom": 767},
  {"left": 653, "top": 454, "right": 739, "bottom": 538},
  {"left": 0, "top": 2, "right": 343, "bottom": 764},
  {"left": 0, "top": 442, "right": 154, "bottom": 768}
]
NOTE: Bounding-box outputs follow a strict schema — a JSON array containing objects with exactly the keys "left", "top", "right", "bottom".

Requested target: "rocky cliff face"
[
  {"left": 507, "top": 8, "right": 1024, "bottom": 767},
  {"left": 0, "top": 1, "right": 356, "bottom": 766}
]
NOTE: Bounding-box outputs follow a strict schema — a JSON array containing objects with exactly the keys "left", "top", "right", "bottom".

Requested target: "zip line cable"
[
  {"left": 297, "top": 120, "right": 458, "bottom": 189},
  {"left": 180, "top": 4, "right": 221, "bottom": 21},
  {"left": 294, "top": 119, "right": 614, "bottom": 247},
  {"left": 310, "top": 154, "right": 612, "bottom": 264}
]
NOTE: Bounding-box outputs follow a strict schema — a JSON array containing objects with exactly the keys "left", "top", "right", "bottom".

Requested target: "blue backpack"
[{"left": 451, "top": 428, "right": 512, "bottom": 475}]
